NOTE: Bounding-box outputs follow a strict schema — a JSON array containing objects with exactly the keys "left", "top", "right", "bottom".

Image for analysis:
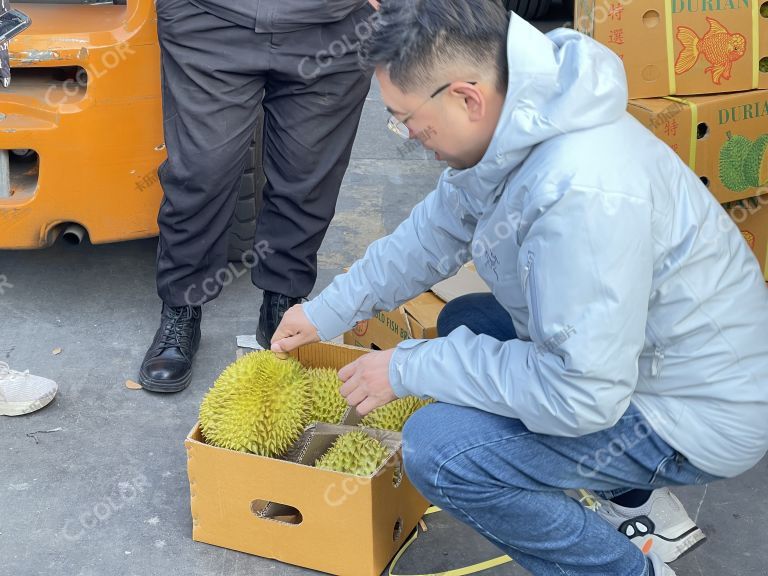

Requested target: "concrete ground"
[{"left": 1, "top": 5, "right": 766, "bottom": 576}]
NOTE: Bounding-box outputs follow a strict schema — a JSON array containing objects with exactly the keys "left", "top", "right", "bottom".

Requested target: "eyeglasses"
[{"left": 387, "top": 81, "right": 478, "bottom": 140}]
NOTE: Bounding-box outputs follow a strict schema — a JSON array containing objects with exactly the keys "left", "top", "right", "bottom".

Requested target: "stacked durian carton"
[
  {"left": 575, "top": 0, "right": 768, "bottom": 280},
  {"left": 185, "top": 343, "right": 431, "bottom": 576}
]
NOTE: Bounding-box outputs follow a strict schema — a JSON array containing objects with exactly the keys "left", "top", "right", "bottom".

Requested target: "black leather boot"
[
  {"left": 139, "top": 304, "right": 202, "bottom": 393},
  {"left": 256, "top": 291, "right": 304, "bottom": 349}
]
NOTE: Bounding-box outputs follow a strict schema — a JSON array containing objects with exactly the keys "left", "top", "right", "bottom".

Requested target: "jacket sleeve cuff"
[
  {"left": 302, "top": 295, "right": 356, "bottom": 342},
  {"left": 389, "top": 339, "right": 431, "bottom": 398}
]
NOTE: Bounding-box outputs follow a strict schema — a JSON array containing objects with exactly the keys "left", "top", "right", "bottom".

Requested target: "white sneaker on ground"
[
  {"left": 0, "top": 362, "right": 58, "bottom": 416},
  {"left": 649, "top": 551, "right": 677, "bottom": 575},
  {"left": 584, "top": 488, "right": 706, "bottom": 563}
]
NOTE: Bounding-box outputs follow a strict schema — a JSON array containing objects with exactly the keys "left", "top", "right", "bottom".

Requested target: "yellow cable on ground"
[{"left": 389, "top": 507, "right": 512, "bottom": 576}]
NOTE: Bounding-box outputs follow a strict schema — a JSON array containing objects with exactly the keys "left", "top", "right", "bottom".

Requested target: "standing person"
[
  {"left": 139, "top": 0, "right": 377, "bottom": 392},
  {"left": 272, "top": 1, "right": 768, "bottom": 575}
]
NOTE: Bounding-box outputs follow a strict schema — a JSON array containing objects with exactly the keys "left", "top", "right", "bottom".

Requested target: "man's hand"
[
  {"left": 338, "top": 349, "right": 397, "bottom": 416},
  {"left": 368, "top": 0, "right": 381, "bottom": 9},
  {"left": 270, "top": 304, "right": 320, "bottom": 353}
]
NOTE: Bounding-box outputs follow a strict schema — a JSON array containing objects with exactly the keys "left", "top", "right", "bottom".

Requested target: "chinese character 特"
[
  {"left": 664, "top": 119, "right": 678, "bottom": 137},
  {"left": 609, "top": 3, "right": 624, "bottom": 21}
]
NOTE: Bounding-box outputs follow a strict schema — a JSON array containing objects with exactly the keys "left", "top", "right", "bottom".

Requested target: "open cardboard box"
[
  {"left": 344, "top": 263, "right": 490, "bottom": 350},
  {"left": 186, "top": 342, "right": 430, "bottom": 576}
]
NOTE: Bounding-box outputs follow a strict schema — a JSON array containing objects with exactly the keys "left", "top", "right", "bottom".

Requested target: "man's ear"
[{"left": 452, "top": 83, "right": 486, "bottom": 122}]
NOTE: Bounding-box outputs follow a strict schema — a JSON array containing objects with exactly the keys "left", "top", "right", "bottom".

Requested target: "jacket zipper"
[
  {"left": 646, "top": 322, "right": 665, "bottom": 378},
  {"left": 525, "top": 252, "right": 544, "bottom": 343},
  {"left": 651, "top": 347, "right": 665, "bottom": 378}
]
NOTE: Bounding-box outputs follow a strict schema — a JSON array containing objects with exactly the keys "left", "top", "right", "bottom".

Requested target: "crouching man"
[{"left": 272, "top": 1, "right": 768, "bottom": 574}]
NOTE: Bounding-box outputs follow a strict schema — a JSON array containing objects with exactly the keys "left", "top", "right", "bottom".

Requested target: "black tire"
[
  {"left": 504, "top": 0, "right": 552, "bottom": 20},
  {"left": 227, "top": 109, "right": 266, "bottom": 262}
]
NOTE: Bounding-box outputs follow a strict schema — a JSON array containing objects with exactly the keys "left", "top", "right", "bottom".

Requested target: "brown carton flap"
[
  {"left": 402, "top": 291, "right": 445, "bottom": 332},
  {"left": 430, "top": 262, "right": 491, "bottom": 303}
]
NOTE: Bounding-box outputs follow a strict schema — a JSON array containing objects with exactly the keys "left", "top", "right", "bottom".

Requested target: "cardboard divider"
[{"left": 255, "top": 422, "right": 400, "bottom": 522}]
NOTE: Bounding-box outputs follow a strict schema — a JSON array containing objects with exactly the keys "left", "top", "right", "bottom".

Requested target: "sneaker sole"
[
  {"left": 638, "top": 525, "right": 707, "bottom": 563},
  {"left": 0, "top": 391, "right": 57, "bottom": 416},
  {"left": 138, "top": 370, "right": 192, "bottom": 394}
]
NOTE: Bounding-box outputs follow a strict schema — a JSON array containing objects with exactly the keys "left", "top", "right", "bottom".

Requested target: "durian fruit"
[
  {"left": 199, "top": 351, "right": 310, "bottom": 457},
  {"left": 360, "top": 397, "right": 434, "bottom": 432},
  {"left": 743, "top": 134, "right": 768, "bottom": 188},
  {"left": 315, "top": 431, "right": 391, "bottom": 476},
  {"left": 306, "top": 367, "right": 347, "bottom": 424},
  {"left": 719, "top": 133, "right": 752, "bottom": 192}
]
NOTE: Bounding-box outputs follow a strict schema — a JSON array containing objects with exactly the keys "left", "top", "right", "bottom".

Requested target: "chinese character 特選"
[
  {"left": 609, "top": 3, "right": 624, "bottom": 20},
  {"left": 608, "top": 28, "right": 624, "bottom": 45},
  {"left": 664, "top": 119, "right": 678, "bottom": 137}
]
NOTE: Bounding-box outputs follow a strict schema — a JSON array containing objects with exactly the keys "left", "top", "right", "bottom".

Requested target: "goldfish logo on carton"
[
  {"left": 675, "top": 17, "right": 747, "bottom": 85},
  {"left": 353, "top": 320, "right": 369, "bottom": 337}
]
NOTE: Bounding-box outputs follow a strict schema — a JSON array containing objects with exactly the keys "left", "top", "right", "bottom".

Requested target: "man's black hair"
[{"left": 361, "top": 0, "right": 510, "bottom": 94}]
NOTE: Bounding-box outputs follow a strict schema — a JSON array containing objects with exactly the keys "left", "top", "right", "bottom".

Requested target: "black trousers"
[{"left": 155, "top": 0, "right": 373, "bottom": 306}]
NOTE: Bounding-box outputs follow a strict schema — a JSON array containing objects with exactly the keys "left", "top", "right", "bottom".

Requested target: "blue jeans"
[{"left": 404, "top": 294, "right": 720, "bottom": 575}]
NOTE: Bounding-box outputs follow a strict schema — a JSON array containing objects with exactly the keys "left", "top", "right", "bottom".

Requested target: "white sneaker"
[
  {"left": 0, "top": 362, "right": 58, "bottom": 416},
  {"left": 649, "top": 551, "right": 677, "bottom": 575},
  {"left": 586, "top": 488, "right": 706, "bottom": 563}
]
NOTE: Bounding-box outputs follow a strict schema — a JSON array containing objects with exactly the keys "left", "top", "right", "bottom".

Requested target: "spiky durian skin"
[
  {"left": 720, "top": 134, "right": 752, "bottom": 192},
  {"left": 315, "top": 431, "right": 390, "bottom": 476},
  {"left": 306, "top": 367, "right": 347, "bottom": 424},
  {"left": 199, "top": 351, "right": 310, "bottom": 457},
  {"left": 743, "top": 134, "right": 768, "bottom": 188},
  {"left": 360, "top": 397, "right": 434, "bottom": 432}
]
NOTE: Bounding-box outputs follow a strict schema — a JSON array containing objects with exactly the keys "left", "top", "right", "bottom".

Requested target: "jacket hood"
[{"left": 444, "top": 12, "right": 629, "bottom": 198}]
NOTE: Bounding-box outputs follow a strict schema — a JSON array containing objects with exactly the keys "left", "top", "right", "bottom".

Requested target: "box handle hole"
[
  {"left": 393, "top": 517, "right": 403, "bottom": 542},
  {"left": 697, "top": 122, "right": 709, "bottom": 140},
  {"left": 642, "top": 10, "right": 660, "bottom": 28},
  {"left": 251, "top": 499, "right": 303, "bottom": 525},
  {"left": 760, "top": 57, "right": 768, "bottom": 74},
  {"left": 700, "top": 176, "right": 710, "bottom": 187},
  {"left": 760, "top": 2, "right": 768, "bottom": 18}
]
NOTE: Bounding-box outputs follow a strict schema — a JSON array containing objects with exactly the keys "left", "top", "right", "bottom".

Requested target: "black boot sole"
[
  {"left": 138, "top": 369, "right": 193, "bottom": 393},
  {"left": 255, "top": 327, "right": 271, "bottom": 350}
]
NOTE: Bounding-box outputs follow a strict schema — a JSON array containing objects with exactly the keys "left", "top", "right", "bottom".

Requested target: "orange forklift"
[{"left": 0, "top": 0, "right": 263, "bottom": 259}]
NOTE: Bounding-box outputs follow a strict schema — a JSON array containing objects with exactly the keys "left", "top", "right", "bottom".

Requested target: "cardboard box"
[
  {"left": 344, "top": 290, "right": 446, "bottom": 350},
  {"left": 344, "top": 263, "right": 491, "bottom": 350},
  {"left": 186, "top": 342, "right": 429, "bottom": 576},
  {"left": 575, "top": 0, "right": 768, "bottom": 99},
  {"left": 726, "top": 196, "right": 768, "bottom": 279},
  {"left": 628, "top": 90, "right": 768, "bottom": 203}
]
